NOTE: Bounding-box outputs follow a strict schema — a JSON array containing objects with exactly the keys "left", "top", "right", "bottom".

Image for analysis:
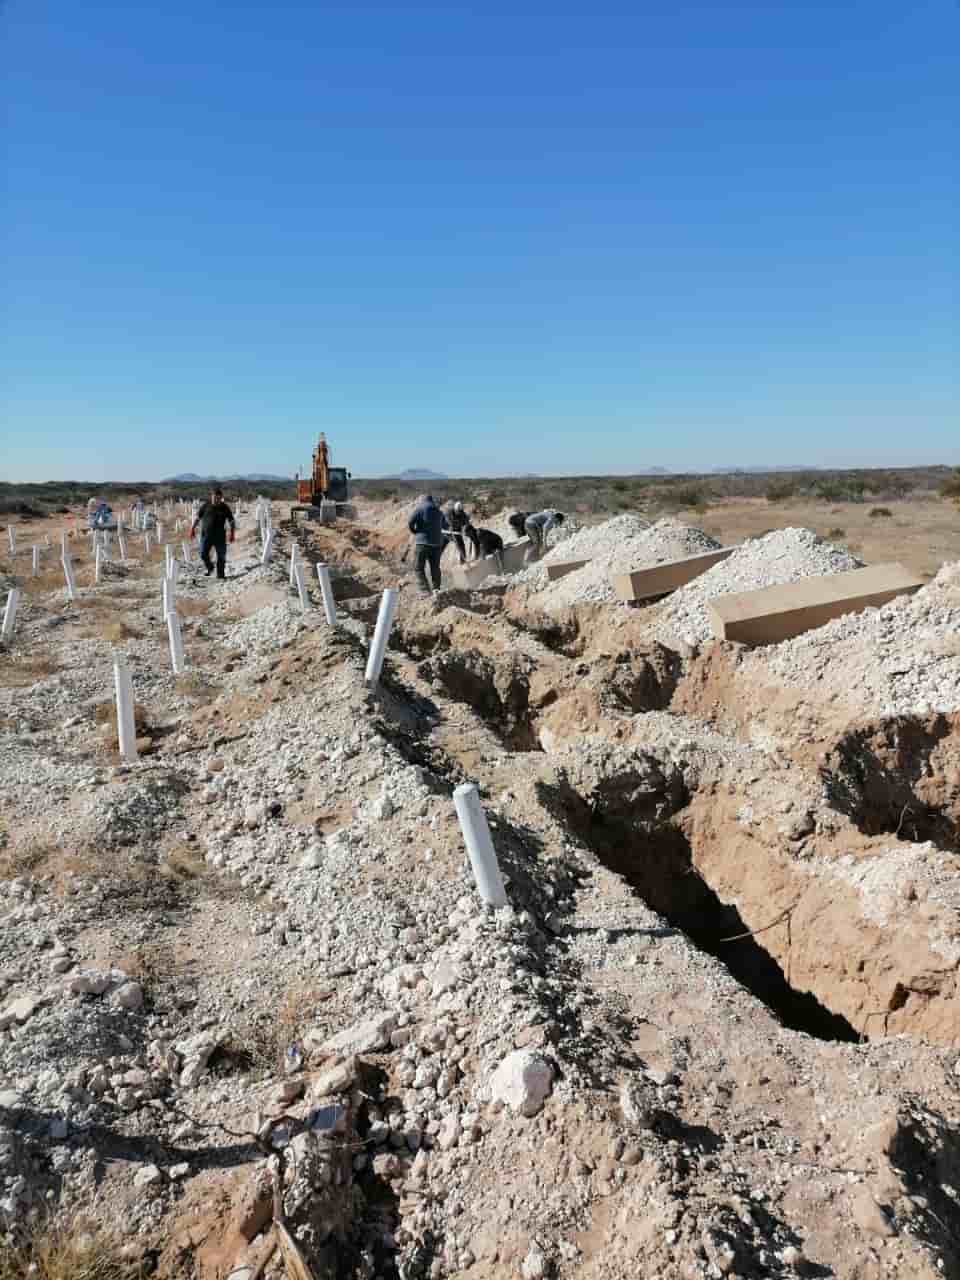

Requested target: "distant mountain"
[
  {"left": 710, "top": 465, "right": 816, "bottom": 474},
  {"left": 163, "top": 472, "right": 291, "bottom": 483},
  {"left": 385, "top": 468, "right": 448, "bottom": 481}
]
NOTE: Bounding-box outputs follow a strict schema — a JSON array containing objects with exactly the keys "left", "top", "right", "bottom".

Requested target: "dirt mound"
[
  {"left": 512, "top": 518, "right": 721, "bottom": 609},
  {"left": 655, "top": 526, "right": 862, "bottom": 646}
]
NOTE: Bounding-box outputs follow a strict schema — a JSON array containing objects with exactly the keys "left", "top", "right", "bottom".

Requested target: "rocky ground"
[{"left": 2, "top": 501, "right": 960, "bottom": 1279}]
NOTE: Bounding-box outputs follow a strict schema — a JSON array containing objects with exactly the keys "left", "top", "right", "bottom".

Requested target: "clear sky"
[{"left": 3, "top": 1, "right": 957, "bottom": 481}]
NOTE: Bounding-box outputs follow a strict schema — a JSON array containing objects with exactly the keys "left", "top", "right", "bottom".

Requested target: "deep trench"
[
  {"left": 554, "top": 789, "right": 859, "bottom": 1042},
  {"left": 821, "top": 716, "right": 960, "bottom": 851}
]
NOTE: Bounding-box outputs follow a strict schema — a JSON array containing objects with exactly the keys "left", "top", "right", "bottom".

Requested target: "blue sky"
[{"left": 3, "top": 0, "right": 957, "bottom": 481}]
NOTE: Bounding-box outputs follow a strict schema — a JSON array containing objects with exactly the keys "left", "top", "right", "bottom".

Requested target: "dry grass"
[
  {"left": 0, "top": 840, "right": 56, "bottom": 880},
  {"left": 174, "top": 597, "right": 209, "bottom": 618},
  {"left": 0, "top": 654, "right": 61, "bottom": 688},
  {"left": 238, "top": 982, "right": 329, "bottom": 1073},
  {"left": 161, "top": 841, "right": 208, "bottom": 881},
  {"left": 0, "top": 1216, "right": 145, "bottom": 1279},
  {"left": 76, "top": 619, "right": 143, "bottom": 642}
]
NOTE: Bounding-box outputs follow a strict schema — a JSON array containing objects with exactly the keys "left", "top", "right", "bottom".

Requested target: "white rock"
[
  {"left": 489, "top": 1050, "right": 554, "bottom": 1118},
  {"left": 522, "top": 1244, "right": 547, "bottom": 1279},
  {"left": 0, "top": 993, "right": 44, "bottom": 1029},
  {"left": 175, "top": 1030, "right": 220, "bottom": 1088},
  {"left": 112, "top": 981, "right": 144, "bottom": 1011},
  {"left": 69, "top": 970, "right": 113, "bottom": 996},
  {"left": 305, "top": 1012, "right": 396, "bottom": 1056},
  {"left": 133, "top": 1163, "right": 162, "bottom": 1188}
]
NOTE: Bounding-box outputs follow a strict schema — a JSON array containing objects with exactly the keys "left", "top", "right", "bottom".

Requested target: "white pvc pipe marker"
[
  {"left": 453, "top": 783, "right": 508, "bottom": 908},
  {"left": 293, "top": 560, "right": 310, "bottom": 612},
  {"left": 31, "top": 546, "right": 40, "bottom": 577},
  {"left": 364, "top": 587, "right": 398, "bottom": 687},
  {"left": 315, "top": 563, "right": 337, "bottom": 625},
  {"left": 181, "top": 540, "right": 190, "bottom": 564},
  {"left": 162, "top": 575, "right": 175, "bottom": 620},
  {"left": 261, "top": 528, "right": 275, "bottom": 565},
  {"left": 113, "top": 658, "right": 138, "bottom": 763},
  {"left": 1, "top": 589, "right": 20, "bottom": 641},
  {"left": 8, "top": 527, "right": 15, "bottom": 553},
  {"left": 167, "top": 609, "right": 185, "bottom": 674},
  {"left": 117, "top": 528, "right": 127, "bottom": 561},
  {"left": 62, "top": 556, "right": 76, "bottom": 600},
  {"left": 289, "top": 544, "right": 299, "bottom": 586}
]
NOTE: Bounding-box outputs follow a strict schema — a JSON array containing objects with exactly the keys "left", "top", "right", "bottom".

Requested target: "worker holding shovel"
[{"left": 190, "top": 488, "right": 236, "bottom": 579}]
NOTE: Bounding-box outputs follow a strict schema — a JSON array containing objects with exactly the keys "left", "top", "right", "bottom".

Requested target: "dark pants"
[
  {"left": 414, "top": 544, "right": 443, "bottom": 593},
  {"left": 451, "top": 533, "right": 466, "bottom": 563},
  {"left": 200, "top": 534, "right": 227, "bottom": 578}
]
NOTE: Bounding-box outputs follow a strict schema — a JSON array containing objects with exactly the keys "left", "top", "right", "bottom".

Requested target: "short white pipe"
[
  {"left": 61, "top": 530, "right": 68, "bottom": 555},
  {"left": 289, "top": 543, "right": 299, "bottom": 586},
  {"left": 293, "top": 559, "right": 310, "bottom": 613},
  {"left": 166, "top": 608, "right": 185, "bottom": 674},
  {"left": 157, "top": 521, "right": 164, "bottom": 543},
  {"left": 261, "top": 528, "right": 275, "bottom": 564},
  {"left": 31, "top": 546, "right": 40, "bottom": 577},
  {"left": 364, "top": 587, "right": 398, "bottom": 687},
  {"left": 453, "top": 783, "right": 508, "bottom": 908},
  {"left": 144, "top": 531, "right": 152, "bottom": 555},
  {"left": 117, "top": 528, "right": 127, "bottom": 561},
  {"left": 94, "top": 545, "right": 102, "bottom": 584},
  {"left": 113, "top": 657, "right": 138, "bottom": 763},
  {"left": 8, "top": 526, "right": 15, "bottom": 553},
  {"left": 62, "top": 555, "right": 76, "bottom": 600},
  {"left": 164, "top": 544, "right": 174, "bottom": 577},
  {"left": 1, "top": 588, "right": 20, "bottom": 641},
  {"left": 162, "top": 575, "right": 174, "bottom": 620},
  {"left": 315, "top": 563, "right": 337, "bottom": 625}
]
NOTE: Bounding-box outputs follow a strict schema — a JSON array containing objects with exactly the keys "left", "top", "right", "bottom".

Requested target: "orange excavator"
[{"left": 293, "top": 433, "right": 354, "bottom": 522}]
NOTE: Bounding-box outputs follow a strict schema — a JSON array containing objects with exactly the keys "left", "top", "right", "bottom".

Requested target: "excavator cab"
[{"left": 292, "top": 433, "right": 354, "bottom": 522}]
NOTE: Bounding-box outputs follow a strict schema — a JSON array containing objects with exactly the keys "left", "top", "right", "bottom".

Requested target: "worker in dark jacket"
[
  {"left": 408, "top": 494, "right": 449, "bottom": 594},
  {"left": 446, "top": 501, "right": 472, "bottom": 562},
  {"left": 190, "top": 488, "right": 236, "bottom": 578}
]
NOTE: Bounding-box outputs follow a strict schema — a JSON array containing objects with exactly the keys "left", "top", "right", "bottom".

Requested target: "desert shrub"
[
  {"left": 661, "top": 484, "right": 712, "bottom": 512},
  {"left": 827, "top": 527, "right": 846, "bottom": 539},
  {"left": 869, "top": 507, "right": 893, "bottom": 518},
  {"left": 765, "top": 480, "right": 797, "bottom": 502},
  {"left": 939, "top": 469, "right": 960, "bottom": 499}
]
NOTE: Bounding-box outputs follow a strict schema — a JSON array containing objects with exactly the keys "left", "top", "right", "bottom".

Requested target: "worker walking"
[
  {"left": 408, "top": 494, "right": 449, "bottom": 595},
  {"left": 523, "top": 509, "right": 565, "bottom": 563},
  {"left": 446, "top": 501, "right": 472, "bottom": 562},
  {"left": 190, "top": 488, "right": 236, "bottom": 579}
]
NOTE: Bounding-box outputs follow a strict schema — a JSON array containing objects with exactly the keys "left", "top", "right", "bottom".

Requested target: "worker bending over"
[
  {"left": 190, "top": 488, "right": 236, "bottom": 579},
  {"left": 446, "top": 501, "right": 472, "bottom": 562},
  {"left": 408, "top": 494, "right": 449, "bottom": 594},
  {"left": 523, "top": 509, "right": 565, "bottom": 563}
]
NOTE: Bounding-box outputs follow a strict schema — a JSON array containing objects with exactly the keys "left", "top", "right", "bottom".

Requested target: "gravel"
[{"left": 745, "top": 560, "right": 960, "bottom": 717}]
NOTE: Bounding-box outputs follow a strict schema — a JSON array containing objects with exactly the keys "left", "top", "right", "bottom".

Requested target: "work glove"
[{"left": 229, "top": 529, "right": 235, "bottom": 543}]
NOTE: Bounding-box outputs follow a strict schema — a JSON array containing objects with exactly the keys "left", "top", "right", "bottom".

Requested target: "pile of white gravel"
[
  {"left": 744, "top": 561, "right": 960, "bottom": 718},
  {"left": 523, "top": 518, "right": 721, "bottom": 608},
  {"left": 655, "top": 528, "right": 862, "bottom": 647}
]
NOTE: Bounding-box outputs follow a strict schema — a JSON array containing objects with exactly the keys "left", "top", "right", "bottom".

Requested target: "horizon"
[
  {"left": 3, "top": 459, "right": 959, "bottom": 489},
  {"left": 4, "top": 1, "right": 957, "bottom": 482}
]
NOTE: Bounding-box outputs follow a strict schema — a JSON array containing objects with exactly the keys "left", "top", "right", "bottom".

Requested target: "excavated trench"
[
  {"left": 821, "top": 714, "right": 960, "bottom": 849},
  {"left": 547, "top": 780, "right": 860, "bottom": 1042},
  {"left": 376, "top": 591, "right": 960, "bottom": 1047}
]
